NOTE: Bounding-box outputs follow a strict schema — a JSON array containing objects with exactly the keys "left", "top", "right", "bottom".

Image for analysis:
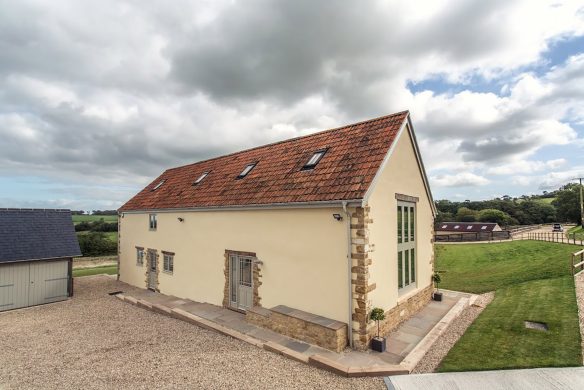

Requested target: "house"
[
  {"left": 435, "top": 222, "right": 502, "bottom": 235},
  {"left": 118, "top": 110, "right": 436, "bottom": 351},
  {"left": 0, "top": 209, "right": 80, "bottom": 312}
]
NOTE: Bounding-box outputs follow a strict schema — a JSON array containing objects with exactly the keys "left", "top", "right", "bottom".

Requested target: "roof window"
[
  {"left": 302, "top": 149, "right": 327, "bottom": 170},
  {"left": 467, "top": 226, "right": 473, "bottom": 230},
  {"left": 237, "top": 163, "right": 257, "bottom": 179},
  {"left": 152, "top": 180, "right": 165, "bottom": 191},
  {"left": 454, "top": 225, "right": 460, "bottom": 229},
  {"left": 193, "top": 172, "right": 209, "bottom": 185},
  {"left": 441, "top": 225, "right": 447, "bottom": 229},
  {"left": 481, "top": 226, "right": 488, "bottom": 230}
]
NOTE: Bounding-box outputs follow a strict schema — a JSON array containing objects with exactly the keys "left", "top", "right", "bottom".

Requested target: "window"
[
  {"left": 441, "top": 225, "right": 447, "bottom": 229},
  {"left": 163, "top": 252, "right": 174, "bottom": 274},
  {"left": 454, "top": 225, "right": 460, "bottom": 229},
  {"left": 149, "top": 214, "right": 157, "bottom": 230},
  {"left": 193, "top": 172, "right": 209, "bottom": 185},
  {"left": 152, "top": 179, "right": 165, "bottom": 191},
  {"left": 302, "top": 149, "right": 327, "bottom": 170},
  {"left": 237, "top": 163, "right": 256, "bottom": 179},
  {"left": 467, "top": 225, "right": 473, "bottom": 230},
  {"left": 136, "top": 248, "right": 144, "bottom": 266},
  {"left": 481, "top": 226, "right": 488, "bottom": 230},
  {"left": 397, "top": 201, "right": 416, "bottom": 292}
]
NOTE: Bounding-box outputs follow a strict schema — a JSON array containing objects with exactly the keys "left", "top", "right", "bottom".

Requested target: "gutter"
[{"left": 342, "top": 201, "right": 353, "bottom": 348}]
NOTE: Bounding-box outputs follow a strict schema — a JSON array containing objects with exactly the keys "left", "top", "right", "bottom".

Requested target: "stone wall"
[
  {"left": 370, "top": 284, "right": 433, "bottom": 339},
  {"left": 247, "top": 305, "right": 347, "bottom": 353}
]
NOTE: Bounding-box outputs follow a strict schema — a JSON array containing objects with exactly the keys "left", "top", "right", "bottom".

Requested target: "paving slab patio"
[{"left": 121, "top": 285, "right": 475, "bottom": 376}]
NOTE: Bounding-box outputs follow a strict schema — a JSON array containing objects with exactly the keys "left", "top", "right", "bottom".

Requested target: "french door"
[
  {"left": 397, "top": 201, "right": 416, "bottom": 293},
  {"left": 229, "top": 254, "right": 253, "bottom": 311}
]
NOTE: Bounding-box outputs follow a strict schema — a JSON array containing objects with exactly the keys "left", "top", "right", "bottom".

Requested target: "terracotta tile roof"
[{"left": 119, "top": 111, "right": 409, "bottom": 211}]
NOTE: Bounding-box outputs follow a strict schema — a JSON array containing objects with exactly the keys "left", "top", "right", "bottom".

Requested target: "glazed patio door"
[
  {"left": 397, "top": 201, "right": 416, "bottom": 293},
  {"left": 229, "top": 254, "right": 253, "bottom": 311}
]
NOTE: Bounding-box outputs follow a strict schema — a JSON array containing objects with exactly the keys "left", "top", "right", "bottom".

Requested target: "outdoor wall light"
[
  {"left": 332, "top": 213, "right": 343, "bottom": 221},
  {"left": 177, "top": 217, "right": 184, "bottom": 222}
]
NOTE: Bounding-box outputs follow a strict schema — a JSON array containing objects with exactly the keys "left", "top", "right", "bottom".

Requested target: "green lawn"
[
  {"left": 73, "top": 265, "right": 118, "bottom": 277},
  {"left": 534, "top": 197, "right": 556, "bottom": 204},
  {"left": 436, "top": 241, "right": 582, "bottom": 371},
  {"left": 72, "top": 214, "right": 118, "bottom": 224}
]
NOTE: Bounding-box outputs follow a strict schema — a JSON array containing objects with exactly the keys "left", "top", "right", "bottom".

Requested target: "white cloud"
[
  {"left": 487, "top": 159, "right": 567, "bottom": 175},
  {"left": 430, "top": 172, "right": 490, "bottom": 188}
]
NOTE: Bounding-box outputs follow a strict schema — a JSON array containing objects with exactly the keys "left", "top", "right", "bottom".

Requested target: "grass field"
[
  {"left": 73, "top": 265, "right": 118, "bottom": 277},
  {"left": 436, "top": 241, "right": 582, "bottom": 371},
  {"left": 72, "top": 214, "right": 117, "bottom": 224},
  {"left": 534, "top": 197, "right": 556, "bottom": 204}
]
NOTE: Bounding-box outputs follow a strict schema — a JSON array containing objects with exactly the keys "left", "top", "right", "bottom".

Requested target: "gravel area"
[
  {"left": 0, "top": 276, "right": 384, "bottom": 390},
  {"left": 411, "top": 292, "right": 495, "bottom": 374},
  {"left": 575, "top": 272, "right": 584, "bottom": 364}
]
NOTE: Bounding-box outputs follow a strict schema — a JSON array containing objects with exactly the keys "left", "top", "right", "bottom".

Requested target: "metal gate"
[
  {"left": 229, "top": 254, "right": 253, "bottom": 311},
  {"left": 0, "top": 260, "right": 70, "bottom": 312}
]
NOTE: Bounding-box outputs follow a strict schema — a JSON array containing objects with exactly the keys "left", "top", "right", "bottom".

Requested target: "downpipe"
[{"left": 342, "top": 201, "right": 353, "bottom": 348}]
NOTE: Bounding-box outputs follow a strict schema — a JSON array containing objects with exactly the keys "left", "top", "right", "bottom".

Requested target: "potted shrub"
[
  {"left": 369, "top": 307, "right": 386, "bottom": 352},
  {"left": 432, "top": 272, "right": 443, "bottom": 301}
]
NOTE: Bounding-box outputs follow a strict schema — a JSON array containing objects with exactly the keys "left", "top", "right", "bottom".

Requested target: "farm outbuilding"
[{"left": 0, "top": 209, "right": 81, "bottom": 312}]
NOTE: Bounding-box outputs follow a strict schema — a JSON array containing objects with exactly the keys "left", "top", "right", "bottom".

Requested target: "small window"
[
  {"left": 467, "top": 226, "right": 473, "bottom": 230},
  {"left": 152, "top": 179, "right": 165, "bottom": 191},
  {"left": 302, "top": 149, "right": 327, "bottom": 170},
  {"left": 237, "top": 163, "right": 256, "bottom": 179},
  {"left": 163, "top": 253, "right": 174, "bottom": 274},
  {"left": 481, "top": 226, "right": 488, "bottom": 230},
  {"left": 193, "top": 172, "right": 209, "bottom": 185},
  {"left": 149, "top": 214, "right": 157, "bottom": 230},
  {"left": 136, "top": 248, "right": 144, "bottom": 266},
  {"left": 454, "top": 225, "right": 460, "bottom": 229},
  {"left": 441, "top": 225, "right": 447, "bottom": 229}
]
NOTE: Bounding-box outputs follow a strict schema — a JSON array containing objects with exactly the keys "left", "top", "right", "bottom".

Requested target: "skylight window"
[
  {"left": 467, "top": 226, "right": 473, "bottom": 230},
  {"left": 302, "top": 149, "right": 327, "bottom": 170},
  {"left": 193, "top": 172, "right": 209, "bottom": 185},
  {"left": 237, "top": 163, "right": 256, "bottom": 179},
  {"left": 481, "top": 226, "right": 488, "bottom": 230},
  {"left": 454, "top": 225, "right": 460, "bottom": 229},
  {"left": 441, "top": 225, "right": 447, "bottom": 229},
  {"left": 152, "top": 180, "right": 165, "bottom": 191}
]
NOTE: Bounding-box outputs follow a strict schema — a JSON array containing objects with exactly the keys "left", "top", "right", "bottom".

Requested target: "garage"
[{"left": 0, "top": 208, "right": 81, "bottom": 312}]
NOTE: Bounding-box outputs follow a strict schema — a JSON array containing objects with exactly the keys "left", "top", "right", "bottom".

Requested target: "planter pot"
[
  {"left": 432, "top": 292, "right": 443, "bottom": 301},
  {"left": 371, "top": 336, "right": 386, "bottom": 352}
]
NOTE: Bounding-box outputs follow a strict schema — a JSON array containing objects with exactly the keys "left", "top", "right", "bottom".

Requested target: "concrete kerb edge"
[{"left": 399, "top": 296, "right": 471, "bottom": 371}]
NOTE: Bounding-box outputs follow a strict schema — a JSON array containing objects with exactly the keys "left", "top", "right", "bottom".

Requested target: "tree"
[
  {"left": 435, "top": 211, "right": 454, "bottom": 223},
  {"left": 477, "top": 209, "right": 513, "bottom": 226},
  {"left": 77, "top": 232, "right": 117, "bottom": 257},
  {"left": 553, "top": 184, "right": 582, "bottom": 224},
  {"left": 456, "top": 207, "right": 478, "bottom": 222}
]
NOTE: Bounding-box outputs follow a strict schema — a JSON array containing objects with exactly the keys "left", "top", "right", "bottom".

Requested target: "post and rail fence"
[
  {"left": 572, "top": 249, "right": 584, "bottom": 275},
  {"left": 522, "top": 232, "right": 584, "bottom": 246}
]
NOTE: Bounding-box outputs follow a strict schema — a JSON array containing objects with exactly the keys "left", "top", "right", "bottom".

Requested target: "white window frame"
[
  {"left": 193, "top": 172, "right": 209, "bottom": 185},
  {"left": 136, "top": 248, "right": 144, "bottom": 266},
  {"left": 152, "top": 179, "right": 165, "bottom": 191},
  {"left": 163, "top": 253, "right": 174, "bottom": 274},
  {"left": 149, "top": 214, "right": 157, "bottom": 230},
  {"left": 397, "top": 200, "right": 417, "bottom": 295}
]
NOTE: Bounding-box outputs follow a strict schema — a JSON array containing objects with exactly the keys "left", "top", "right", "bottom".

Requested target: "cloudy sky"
[{"left": 1, "top": 0, "right": 583, "bottom": 211}]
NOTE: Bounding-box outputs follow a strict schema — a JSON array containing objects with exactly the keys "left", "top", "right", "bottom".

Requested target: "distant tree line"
[
  {"left": 75, "top": 219, "right": 118, "bottom": 232},
  {"left": 91, "top": 210, "right": 117, "bottom": 215},
  {"left": 435, "top": 184, "right": 583, "bottom": 226}
]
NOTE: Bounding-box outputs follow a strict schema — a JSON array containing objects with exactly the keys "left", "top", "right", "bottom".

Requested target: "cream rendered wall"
[
  {"left": 367, "top": 126, "right": 434, "bottom": 311},
  {"left": 119, "top": 208, "right": 349, "bottom": 322}
]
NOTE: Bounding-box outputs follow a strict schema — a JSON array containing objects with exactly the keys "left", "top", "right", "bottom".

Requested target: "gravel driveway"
[{"left": 0, "top": 276, "right": 384, "bottom": 390}]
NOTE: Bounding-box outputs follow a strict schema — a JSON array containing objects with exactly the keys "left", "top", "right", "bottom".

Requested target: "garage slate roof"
[
  {"left": 0, "top": 209, "right": 82, "bottom": 263},
  {"left": 120, "top": 110, "right": 409, "bottom": 211}
]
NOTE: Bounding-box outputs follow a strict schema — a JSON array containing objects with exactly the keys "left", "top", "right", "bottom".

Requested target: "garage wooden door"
[{"left": 0, "top": 260, "right": 70, "bottom": 312}]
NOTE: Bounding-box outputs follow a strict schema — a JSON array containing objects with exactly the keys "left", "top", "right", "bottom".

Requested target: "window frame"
[
  {"left": 149, "top": 214, "right": 157, "bottom": 231},
  {"left": 136, "top": 247, "right": 145, "bottom": 266},
  {"left": 397, "top": 200, "right": 417, "bottom": 295},
  {"left": 193, "top": 171, "right": 209, "bottom": 185},
  {"left": 152, "top": 179, "right": 165, "bottom": 191},
  {"left": 236, "top": 162, "right": 257, "bottom": 179},
  {"left": 162, "top": 251, "right": 174, "bottom": 274},
  {"left": 302, "top": 149, "right": 328, "bottom": 170}
]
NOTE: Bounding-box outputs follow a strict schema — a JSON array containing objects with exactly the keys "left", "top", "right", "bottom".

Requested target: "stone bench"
[{"left": 246, "top": 305, "right": 347, "bottom": 352}]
